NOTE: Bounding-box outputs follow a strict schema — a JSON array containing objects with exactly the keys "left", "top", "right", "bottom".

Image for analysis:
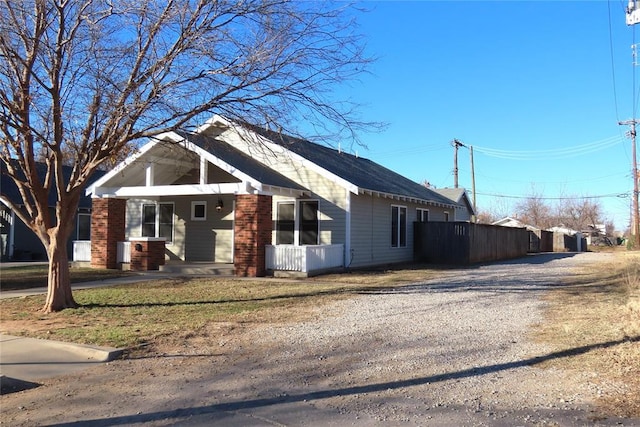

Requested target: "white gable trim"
[
  {"left": 87, "top": 129, "right": 304, "bottom": 198},
  {"left": 86, "top": 131, "right": 184, "bottom": 196}
]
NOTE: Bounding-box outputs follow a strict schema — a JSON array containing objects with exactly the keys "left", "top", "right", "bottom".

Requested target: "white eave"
[
  {"left": 87, "top": 131, "right": 306, "bottom": 198},
  {"left": 359, "top": 188, "right": 457, "bottom": 209}
]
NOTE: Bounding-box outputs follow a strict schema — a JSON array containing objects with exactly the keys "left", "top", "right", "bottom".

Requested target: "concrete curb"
[{"left": 0, "top": 334, "right": 125, "bottom": 362}]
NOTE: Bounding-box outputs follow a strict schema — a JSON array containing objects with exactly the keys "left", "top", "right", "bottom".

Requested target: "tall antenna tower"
[{"left": 622, "top": 1, "right": 640, "bottom": 245}]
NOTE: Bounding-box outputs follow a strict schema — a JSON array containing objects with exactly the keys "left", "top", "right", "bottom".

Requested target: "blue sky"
[{"left": 346, "top": 1, "right": 638, "bottom": 230}]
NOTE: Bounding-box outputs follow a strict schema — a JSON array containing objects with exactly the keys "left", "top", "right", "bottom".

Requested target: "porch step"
[{"left": 159, "top": 262, "right": 235, "bottom": 276}]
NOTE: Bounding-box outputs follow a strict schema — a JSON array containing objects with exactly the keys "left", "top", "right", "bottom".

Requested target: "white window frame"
[
  {"left": 417, "top": 208, "right": 429, "bottom": 223},
  {"left": 275, "top": 199, "right": 320, "bottom": 246},
  {"left": 444, "top": 211, "right": 450, "bottom": 222},
  {"left": 191, "top": 201, "right": 207, "bottom": 221},
  {"left": 391, "top": 204, "right": 407, "bottom": 248},
  {"left": 76, "top": 212, "right": 91, "bottom": 240},
  {"left": 141, "top": 202, "right": 174, "bottom": 243}
]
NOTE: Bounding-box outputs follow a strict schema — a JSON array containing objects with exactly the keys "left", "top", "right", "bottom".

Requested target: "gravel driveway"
[{"left": 2, "top": 251, "right": 638, "bottom": 426}]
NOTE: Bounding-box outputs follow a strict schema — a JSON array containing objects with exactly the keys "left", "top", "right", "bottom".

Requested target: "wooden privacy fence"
[{"left": 414, "top": 222, "right": 529, "bottom": 265}]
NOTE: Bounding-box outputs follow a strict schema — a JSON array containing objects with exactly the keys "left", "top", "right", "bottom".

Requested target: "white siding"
[{"left": 349, "top": 194, "right": 451, "bottom": 268}]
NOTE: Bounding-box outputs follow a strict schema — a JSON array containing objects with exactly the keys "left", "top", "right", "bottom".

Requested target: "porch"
[
  {"left": 266, "top": 244, "right": 344, "bottom": 277},
  {"left": 74, "top": 240, "right": 345, "bottom": 277}
]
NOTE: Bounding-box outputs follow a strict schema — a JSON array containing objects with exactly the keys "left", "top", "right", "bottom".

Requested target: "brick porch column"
[
  {"left": 91, "top": 197, "right": 125, "bottom": 269},
  {"left": 234, "top": 194, "right": 272, "bottom": 277}
]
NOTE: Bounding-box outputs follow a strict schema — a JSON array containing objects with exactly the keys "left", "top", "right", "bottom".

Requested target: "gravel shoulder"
[{"left": 2, "top": 252, "right": 638, "bottom": 426}]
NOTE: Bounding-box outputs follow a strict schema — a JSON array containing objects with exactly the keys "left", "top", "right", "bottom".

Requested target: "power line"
[
  {"left": 473, "top": 135, "right": 624, "bottom": 160},
  {"left": 476, "top": 191, "right": 629, "bottom": 201}
]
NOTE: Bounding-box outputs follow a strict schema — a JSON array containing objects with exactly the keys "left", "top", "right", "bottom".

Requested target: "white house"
[{"left": 85, "top": 115, "right": 472, "bottom": 276}]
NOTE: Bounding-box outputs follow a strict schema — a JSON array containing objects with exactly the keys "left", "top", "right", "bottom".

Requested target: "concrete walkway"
[
  {"left": 0, "top": 334, "right": 123, "bottom": 395},
  {"left": 0, "top": 273, "right": 170, "bottom": 299},
  {"left": 0, "top": 269, "right": 166, "bottom": 394}
]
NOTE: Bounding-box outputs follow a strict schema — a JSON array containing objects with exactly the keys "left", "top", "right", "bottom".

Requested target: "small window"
[
  {"left": 417, "top": 208, "right": 429, "bottom": 223},
  {"left": 191, "top": 201, "right": 207, "bottom": 221},
  {"left": 444, "top": 211, "right": 450, "bottom": 222},
  {"left": 391, "top": 205, "right": 407, "bottom": 248}
]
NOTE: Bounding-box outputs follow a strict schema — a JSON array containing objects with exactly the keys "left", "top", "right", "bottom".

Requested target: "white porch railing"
[
  {"left": 265, "top": 244, "right": 344, "bottom": 273},
  {"left": 117, "top": 241, "right": 131, "bottom": 263},
  {"left": 72, "top": 240, "right": 91, "bottom": 262},
  {"left": 72, "top": 240, "right": 132, "bottom": 263}
]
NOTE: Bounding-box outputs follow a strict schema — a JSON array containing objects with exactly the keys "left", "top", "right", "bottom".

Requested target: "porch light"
[{"left": 216, "top": 199, "right": 224, "bottom": 212}]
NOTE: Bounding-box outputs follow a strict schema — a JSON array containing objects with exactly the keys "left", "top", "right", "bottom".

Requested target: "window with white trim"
[
  {"left": 276, "top": 202, "right": 295, "bottom": 244},
  {"left": 77, "top": 213, "right": 91, "bottom": 240},
  {"left": 142, "top": 202, "right": 174, "bottom": 242},
  {"left": 276, "top": 200, "right": 319, "bottom": 245},
  {"left": 391, "top": 205, "right": 407, "bottom": 248},
  {"left": 444, "top": 211, "right": 450, "bottom": 222},
  {"left": 417, "top": 208, "right": 429, "bottom": 223},
  {"left": 191, "top": 201, "right": 207, "bottom": 221}
]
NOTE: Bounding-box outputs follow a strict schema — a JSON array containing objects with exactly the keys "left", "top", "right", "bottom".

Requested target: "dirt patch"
[{"left": 1, "top": 252, "right": 638, "bottom": 426}]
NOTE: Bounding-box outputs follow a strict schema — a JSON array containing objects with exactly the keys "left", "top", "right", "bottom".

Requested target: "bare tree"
[
  {"left": 0, "top": 0, "right": 373, "bottom": 312},
  {"left": 513, "top": 188, "right": 553, "bottom": 229},
  {"left": 555, "top": 196, "right": 603, "bottom": 232}
]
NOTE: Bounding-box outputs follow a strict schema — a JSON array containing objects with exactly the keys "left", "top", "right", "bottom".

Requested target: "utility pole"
[
  {"left": 452, "top": 139, "right": 465, "bottom": 188},
  {"left": 470, "top": 145, "right": 477, "bottom": 218},
  {"left": 623, "top": 2, "right": 640, "bottom": 247},
  {"left": 620, "top": 119, "right": 640, "bottom": 244}
]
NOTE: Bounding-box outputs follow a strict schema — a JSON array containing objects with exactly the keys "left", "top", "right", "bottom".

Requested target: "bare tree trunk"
[{"left": 42, "top": 237, "right": 77, "bottom": 313}]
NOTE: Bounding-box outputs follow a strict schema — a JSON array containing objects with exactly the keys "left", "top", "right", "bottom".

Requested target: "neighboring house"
[
  {"left": 548, "top": 225, "right": 579, "bottom": 235},
  {"left": 491, "top": 217, "right": 541, "bottom": 231},
  {"left": 0, "top": 162, "right": 102, "bottom": 261},
  {"left": 86, "top": 115, "right": 472, "bottom": 276},
  {"left": 433, "top": 188, "right": 475, "bottom": 222}
]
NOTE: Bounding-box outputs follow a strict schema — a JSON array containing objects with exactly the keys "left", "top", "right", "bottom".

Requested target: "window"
[
  {"left": 299, "top": 200, "right": 319, "bottom": 245},
  {"left": 142, "top": 204, "right": 156, "bottom": 237},
  {"left": 191, "top": 201, "right": 207, "bottom": 221},
  {"left": 141, "top": 202, "right": 174, "bottom": 242},
  {"left": 77, "top": 213, "right": 91, "bottom": 240},
  {"left": 391, "top": 205, "right": 407, "bottom": 248},
  {"left": 276, "top": 200, "right": 319, "bottom": 245},
  {"left": 444, "top": 211, "right": 450, "bottom": 222},
  {"left": 276, "top": 202, "right": 295, "bottom": 244},
  {"left": 417, "top": 208, "right": 429, "bottom": 223}
]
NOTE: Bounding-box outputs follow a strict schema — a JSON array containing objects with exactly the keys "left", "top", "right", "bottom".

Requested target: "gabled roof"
[
  {"left": 433, "top": 187, "right": 475, "bottom": 215},
  {"left": 492, "top": 216, "right": 540, "bottom": 231},
  {"left": 176, "top": 131, "right": 306, "bottom": 192},
  {"left": 88, "top": 130, "right": 307, "bottom": 196},
  {"left": 1, "top": 160, "right": 103, "bottom": 209},
  {"left": 245, "top": 125, "right": 456, "bottom": 207}
]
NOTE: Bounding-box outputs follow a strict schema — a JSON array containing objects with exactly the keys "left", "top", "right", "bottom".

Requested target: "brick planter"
[{"left": 129, "top": 238, "right": 166, "bottom": 271}]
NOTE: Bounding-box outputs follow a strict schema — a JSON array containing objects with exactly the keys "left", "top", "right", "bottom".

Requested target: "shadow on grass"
[{"left": 48, "top": 335, "right": 639, "bottom": 426}]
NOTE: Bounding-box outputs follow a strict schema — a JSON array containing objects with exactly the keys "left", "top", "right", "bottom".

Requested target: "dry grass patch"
[
  {"left": 534, "top": 251, "right": 640, "bottom": 418},
  {"left": 0, "top": 264, "right": 442, "bottom": 352}
]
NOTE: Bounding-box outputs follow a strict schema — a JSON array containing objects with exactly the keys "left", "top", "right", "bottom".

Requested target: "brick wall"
[
  {"left": 234, "top": 194, "right": 272, "bottom": 277},
  {"left": 91, "top": 198, "right": 125, "bottom": 269}
]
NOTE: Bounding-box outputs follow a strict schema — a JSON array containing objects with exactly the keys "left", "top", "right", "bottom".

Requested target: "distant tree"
[
  {"left": 513, "top": 188, "right": 553, "bottom": 229},
  {"left": 555, "top": 197, "right": 603, "bottom": 232},
  {"left": 0, "top": 0, "right": 373, "bottom": 312}
]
